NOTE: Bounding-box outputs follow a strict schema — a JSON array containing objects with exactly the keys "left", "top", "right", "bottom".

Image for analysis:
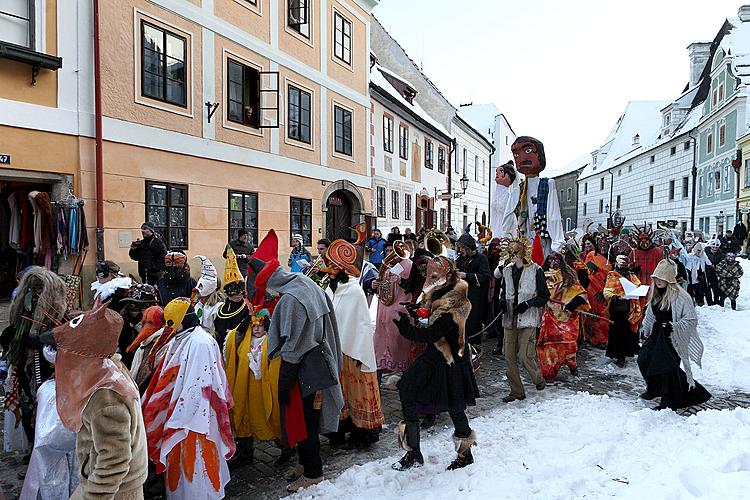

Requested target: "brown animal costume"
[
  {"left": 40, "top": 300, "right": 148, "bottom": 500},
  {"left": 392, "top": 257, "right": 479, "bottom": 472}
]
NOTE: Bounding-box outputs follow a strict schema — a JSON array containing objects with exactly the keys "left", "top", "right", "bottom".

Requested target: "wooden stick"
[{"left": 549, "top": 299, "right": 614, "bottom": 324}]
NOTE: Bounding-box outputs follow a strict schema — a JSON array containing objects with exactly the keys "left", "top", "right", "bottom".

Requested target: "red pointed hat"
[{"left": 248, "top": 229, "right": 281, "bottom": 306}]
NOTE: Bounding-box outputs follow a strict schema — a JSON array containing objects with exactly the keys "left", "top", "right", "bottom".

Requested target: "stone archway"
[{"left": 322, "top": 180, "right": 366, "bottom": 241}]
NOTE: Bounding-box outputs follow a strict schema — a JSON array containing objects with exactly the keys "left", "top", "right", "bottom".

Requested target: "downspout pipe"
[
  {"left": 448, "top": 138, "right": 456, "bottom": 229},
  {"left": 608, "top": 169, "right": 614, "bottom": 227},
  {"left": 93, "top": 0, "right": 105, "bottom": 262},
  {"left": 689, "top": 131, "right": 698, "bottom": 231}
]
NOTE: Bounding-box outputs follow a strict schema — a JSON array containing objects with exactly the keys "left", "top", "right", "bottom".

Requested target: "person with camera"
[{"left": 128, "top": 222, "right": 167, "bottom": 285}]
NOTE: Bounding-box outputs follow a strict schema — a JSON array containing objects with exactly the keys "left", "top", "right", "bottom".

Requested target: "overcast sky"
[{"left": 373, "top": 0, "right": 743, "bottom": 172}]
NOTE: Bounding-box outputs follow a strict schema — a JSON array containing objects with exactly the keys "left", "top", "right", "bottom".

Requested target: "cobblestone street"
[{"left": 3, "top": 330, "right": 748, "bottom": 500}]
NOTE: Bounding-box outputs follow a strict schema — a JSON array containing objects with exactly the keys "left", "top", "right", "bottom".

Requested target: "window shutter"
[{"left": 259, "top": 71, "right": 280, "bottom": 128}]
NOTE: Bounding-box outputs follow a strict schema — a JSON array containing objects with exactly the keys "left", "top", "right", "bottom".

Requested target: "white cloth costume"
[
  {"left": 490, "top": 176, "right": 520, "bottom": 238},
  {"left": 326, "top": 279, "right": 377, "bottom": 373},
  {"left": 520, "top": 176, "right": 564, "bottom": 255}
]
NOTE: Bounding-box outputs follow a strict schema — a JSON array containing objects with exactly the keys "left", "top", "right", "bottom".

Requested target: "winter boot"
[
  {"left": 420, "top": 413, "right": 437, "bottom": 429},
  {"left": 447, "top": 430, "right": 477, "bottom": 471},
  {"left": 392, "top": 421, "right": 423, "bottom": 471}
]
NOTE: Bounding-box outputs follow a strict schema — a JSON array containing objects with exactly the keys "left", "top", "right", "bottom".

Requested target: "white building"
[{"left": 369, "top": 62, "right": 451, "bottom": 232}]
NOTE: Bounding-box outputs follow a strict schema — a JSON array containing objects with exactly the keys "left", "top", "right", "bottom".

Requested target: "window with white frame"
[
  {"left": 649, "top": 185, "right": 654, "bottom": 204},
  {"left": 707, "top": 132, "right": 714, "bottom": 154},
  {"left": 425, "top": 140, "right": 434, "bottom": 169},
  {"left": 287, "top": 84, "right": 311, "bottom": 144},
  {"left": 0, "top": 0, "right": 34, "bottom": 47},
  {"left": 669, "top": 179, "right": 675, "bottom": 200},
  {"left": 404, "top": 194, "right": 412, "bottom": 220},
  {"left": 462, "top": 148, "right": 467, "bottom": 176},
  {"left": 482, "top": 159, "right": 486, "bottom": 185},
  {"left": 698, "top": 175, "right": 705, "bottom": 198},
  {"left": 383, "top": 115, "right": 393, "bottom": 153},
  {"left": 567, "top": 187, "right": 572, "bottom": 201},
  {"left": 334, "top": 105, "right": 352, "bottom": 156},
  {"left": 616, "top": 194, "right": 621, "bottom": 209},
  {"left": 376, "top": 186, "right": 386, "bottom": 217},
  {"left": 719, "top": 123, "right": 726, "bottom": 147},
  {"left": 454, "top": 147, "right": 459, "bottom": 173},
  {"left": 682, "top": 176, "right": 689, "bottom": 198},
  {"left": 565, "top": 217, "right": 572, "bottom": 231},
  {"left": 474, "top": 155, "right": 479, "bottom": 182},
  {"left": 288, "top": 0, "right": 310, "bottom": 38},
  {"left": 745, "top": 159, "right": 750, "bottom": 188},
  {"left": 142, "top": 21, "right": 187, "bottom": 108},
  {"left": 333, "top": 11, "right": 352, "bottom": 65},
  {"left": 599, "top": 199, "right": 603, "bottom": 213},
  {"left": 584, "top": 182, "right": 588, "bottom": 195},
  {"left": 391, "top": 190, "right": 399, "bottom": 219},
  {"left": 583, "top": 202, "right": 587, "bottom": 215},
  {"left": 723, "top": 164, "right": 731, "bottom": 192},
  {"left": 399, "top": 125, "right": 408, "bottom": 160},
  {"left": 438, "top": 147, "right": 445, "bottom": 173},
  {"left": 708, "top": 171, "right": 715, "bottom": 196}
]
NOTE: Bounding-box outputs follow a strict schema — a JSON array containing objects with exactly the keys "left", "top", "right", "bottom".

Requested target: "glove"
[
  {"left": 399, "top": 302, "right": 421, "bottom": 320},
  {"left": 278, "top": 360, "right": 299, "bottom": 406},
  {"left": 498, "top": 300, "right": 507, "bottom": 314},
  {"left": 513, "top": 301, "right": 530, "bottom": 316},
  {"left": 392, "top": 311, "right": 412, "bottom": 332}
]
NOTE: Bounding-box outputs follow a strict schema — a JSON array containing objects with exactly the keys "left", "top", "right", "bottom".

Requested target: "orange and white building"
[{"left": 0, "top": 0, "right": 378, "bottom": 289}]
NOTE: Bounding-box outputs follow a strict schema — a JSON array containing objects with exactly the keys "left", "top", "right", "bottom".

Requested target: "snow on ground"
[
  {"left": 291, "top": 260, "right": 750, "bottom": 499},
  {"left": 291, "top": 392, "right": 750, "bottom": 500},
  {"left": 692, "top": 259, "right": 750, "bottom": 393}
]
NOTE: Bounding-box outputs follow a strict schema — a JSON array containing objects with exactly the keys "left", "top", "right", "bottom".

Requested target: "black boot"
[
  {"left": 392, "top": 421, "right": 423, "bottom": 471},
  {"left": 447, "top": 430, "right": 477, "bottom": 471},
  {"left": 447, "top": 449, "right": 474, "bottom": 470},
  {"left": 420, "top": 414, "right": 437, "bottom": 429}
]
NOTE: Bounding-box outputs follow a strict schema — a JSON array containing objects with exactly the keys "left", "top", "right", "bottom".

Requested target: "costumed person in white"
[
  {"left": 323, "top": 239, "right": 384, "bottom": 449},
  {"left": 511, "top": 136, "right": 564, "bottom": 256},
  {"left": 686, "top": 242, "right": 712, "bottom": 306},
  {"left": 192, "top": 255, "right": 223, "bottom": 336},
  {"left": 490, "top": 161, "right": 520, "bottom": 238},
  {"left": 20, "top": 345, "right": 79, "bottom": 500},
  {"left": 141, "top": 298, "right": 235, "bottom": 499},
  {"left": 90, "top": 260, "right": 132, "bottom": 307}
]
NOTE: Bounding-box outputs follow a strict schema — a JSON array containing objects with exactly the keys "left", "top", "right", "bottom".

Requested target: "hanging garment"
[{"left": 8, "top": 192, "right": 20, "bottom": 249}]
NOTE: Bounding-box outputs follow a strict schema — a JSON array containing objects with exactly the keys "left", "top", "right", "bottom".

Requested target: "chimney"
[
  {"left": 739, "top": 5, "right": 750, "bottom": 22},
  {"left": 687, "top": 42, "right": 712, "bottom": 88},
  {"left": 633, "top": 134, "right": 640, "bottom": 146}
]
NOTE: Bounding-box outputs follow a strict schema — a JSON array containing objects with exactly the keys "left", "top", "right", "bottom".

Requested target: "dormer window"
[
  {"left": 633, "top": 134, "right": 640, "bottom": 146},
  {"left": 663, "top": 114, "right": 671, "bottom": 127},
  {"left": 718, "top": 83, "right": 725, "bottom": 102},
  {"left": 403, "top": 88, "right": 416, "bottom": 104}
]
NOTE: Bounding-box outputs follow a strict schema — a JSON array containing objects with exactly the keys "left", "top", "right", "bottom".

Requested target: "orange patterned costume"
[
  {"left": 537, "top": 273, "right": 590, "bottom": 380},
  {"left": 582, "top": 253, "right": 611, "bottom": 346}
]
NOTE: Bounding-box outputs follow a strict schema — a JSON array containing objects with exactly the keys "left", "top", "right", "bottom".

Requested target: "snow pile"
[
  {"left": 290, "top": 392, "right": 750, "bottom": 500},
  {"left": 692, "top": 258, "right": 750, "bottom": 392}
]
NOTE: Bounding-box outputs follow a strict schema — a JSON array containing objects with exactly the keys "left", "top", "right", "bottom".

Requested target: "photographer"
[{"left": 128, "top": 222, "right": 167, "bottom": 284}]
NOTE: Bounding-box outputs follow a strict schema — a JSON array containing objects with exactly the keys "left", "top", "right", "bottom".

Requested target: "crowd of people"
[{"left": 0, "top": 201, "right": 745, "bottom": 498}]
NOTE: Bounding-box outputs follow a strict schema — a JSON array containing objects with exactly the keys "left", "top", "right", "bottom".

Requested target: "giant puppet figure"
[
  {"left": 511, "top": 136, "right": 564, "bottom": 257},
  {"left": 489, "top": 161, "right": 520, "bottom": 238}
]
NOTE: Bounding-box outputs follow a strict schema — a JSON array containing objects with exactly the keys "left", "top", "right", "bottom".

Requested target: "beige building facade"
[{"left": 0, "top": 0, "right": 378, "bottom": 290}]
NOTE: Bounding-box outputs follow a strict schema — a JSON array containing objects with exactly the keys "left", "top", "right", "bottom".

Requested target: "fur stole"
[{"left": 421, "top": 279, "right": 472, "bottom": 365}]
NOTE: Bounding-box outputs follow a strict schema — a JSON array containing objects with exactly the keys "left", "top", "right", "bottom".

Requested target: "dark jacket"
[
  {"left": 128, "top": 236, "right": 167, "bottom": 284},
  {"left": 155, "top": 271, "right": 197, "bottom": 306},
  {"left": 224, "top": 239, "right": 255, "bottom": 277},
  {"left": 455, "top": 251, "right": 491, "bottom": 338}
]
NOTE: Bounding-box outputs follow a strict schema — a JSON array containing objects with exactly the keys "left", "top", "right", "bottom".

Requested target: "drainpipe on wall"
[
  {"left": 689, "top": 131, "right": 698, "bottom": 231},
  {"left": 93, "top": 0, "right": 105, "bottom": 262},
  {"left": 487, "top": 145, "right": 496, "bottom": 227},
  {"left": 608, "top": 170, "right": 614, "bottom": 227},
  {"left": 447, "top": 138, "right": 456, "bottom": 228}
]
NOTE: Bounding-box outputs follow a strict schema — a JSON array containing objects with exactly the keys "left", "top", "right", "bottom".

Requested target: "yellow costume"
[{"left": 224, "top": 322, "right": 280, "bottom": 441}]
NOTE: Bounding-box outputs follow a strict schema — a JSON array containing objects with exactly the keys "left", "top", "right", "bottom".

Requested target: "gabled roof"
[
  {"left": 578, "top": 100, "right": 670, "bottom": 180},
  {"left": 370, "top": 64, "right": 451, "bottom": 140},
  {"left": 547, "top": 153, "right": 591, "bottom": 179}
]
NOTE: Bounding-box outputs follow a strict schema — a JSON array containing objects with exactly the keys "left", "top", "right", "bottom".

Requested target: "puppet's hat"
[
  {"left": 193, "top": 255, "right": 218, "bottom": 297},
  {"left": 223, "top": 245, "right": 244, "bottom": 286}
]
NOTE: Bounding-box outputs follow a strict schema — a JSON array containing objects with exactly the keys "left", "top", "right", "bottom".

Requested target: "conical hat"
[
  {"left": 224, "top": 245, "right": 244, "bottom": 286},
  {"left": 193, "top": 255, "right": 218, "bottom": 297}
]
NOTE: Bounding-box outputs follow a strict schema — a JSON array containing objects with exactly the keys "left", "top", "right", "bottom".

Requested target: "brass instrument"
[
  {"left": 376, "top": 241, "right": 411, "bottom": 305},
  {"left": 423, "top": 229, "right": 451, "bottom": 256},
  {"left": 304, "top": 255, "right": 324, "bottom": 277}
]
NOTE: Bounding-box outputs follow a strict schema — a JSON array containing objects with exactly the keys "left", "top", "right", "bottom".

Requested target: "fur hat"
[{"left": 651, "top": 259, "right": 677, "bottom": 284}]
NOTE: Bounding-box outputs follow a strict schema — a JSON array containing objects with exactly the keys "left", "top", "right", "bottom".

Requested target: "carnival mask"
[
  {"left": 511, "top": 136, "right": 546, "bottom": 176},
  {"left": 632, "top": 223, "right": 655, "bottom": 251},
  {"left": 193, "top": 256, "right": 218, "bottom": 297},
  {"left": 548, "top": 254, "right": 562, "bottom": 270},
  {"left": 42, "top": 300, "right": 123, "bottom": 358},
  {"left": 422, "top": 257, "right": 454, "bottom": 294}
]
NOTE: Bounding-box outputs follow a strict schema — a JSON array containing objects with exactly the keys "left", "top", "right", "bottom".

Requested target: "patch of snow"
[{"left": 290, "top": 392, "right": 750, "bottom": 499}]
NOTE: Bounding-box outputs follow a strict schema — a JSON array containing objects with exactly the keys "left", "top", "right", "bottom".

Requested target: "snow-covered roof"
[
  {"left": 578, "top": 100, "right": 670, "bottom": 180},
  {"left": 370, "top": 64, "right": 451, "bottom": 139},
  {"left": 456, "top": 103, "right": 499, "bottom": 143},
  {"left": 546, "top": 153, "right": 590, "bottom": 179},
  {"left": 722, "top": 15, "right": 750, "bottom": 84}
]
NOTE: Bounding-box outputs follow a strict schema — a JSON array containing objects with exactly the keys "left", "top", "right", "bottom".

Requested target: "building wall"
[
  {"left": 738, "top": 132, "right": 750, "bottom": 244},
  {"left": 0, "top": 0, "right": 377, "bottom": 282},
  {"left": 450, "top": 120, "right": 492, "bottom": 231},
  {"left": 577, "top": 134, "right": 695, "bottom": 233},
  {"left": 553, "top": 169, "right": 580, "bottom": 232},
  {"left": 370, "top": 92, "right": 449, "bottom": 232}
]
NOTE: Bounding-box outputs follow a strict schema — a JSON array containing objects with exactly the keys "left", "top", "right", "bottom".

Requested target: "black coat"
[
  {"left": 396, "top": 313, "right": 479, "bottom": 413},
  {"left": 456, "top": 252, "right": 491, "bottom": 338},
  {"left": 129, "top": 235, "right": 168, "bottom": 284},
  {"left": 225, "top": 239, "right": 255, "bottom": 277}
]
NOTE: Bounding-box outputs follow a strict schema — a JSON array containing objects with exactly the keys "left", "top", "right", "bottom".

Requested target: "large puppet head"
[
  {"left": 43, "top": 299, "right": 123, "bottom": 358},
  {"left": 495, "top": 161, "right": 516, "bottom": 187},
  {"left": 323, "top": 239, "right": 361, "bottom": 278},
  {"left": 511, "top": 136, "right": 546, "bottom": 176}
]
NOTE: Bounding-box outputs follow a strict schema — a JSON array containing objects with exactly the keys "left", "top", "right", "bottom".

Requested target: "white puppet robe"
[
  {"left": 142, "top": 325, "right": 235, "bottom": 500},
  {"left": 490, "top": 177, "right": 520, "bottom": 238},
  {"left": 520, "top": 176, "right": 564, "bottom": 256}
]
